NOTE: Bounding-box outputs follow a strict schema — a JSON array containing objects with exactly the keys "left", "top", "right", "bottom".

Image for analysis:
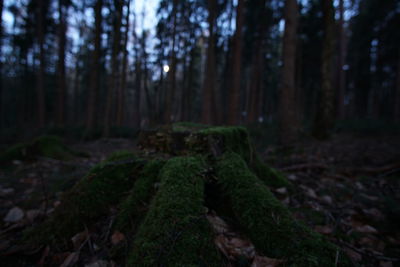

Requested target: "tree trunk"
[
  {"left": 104, "top": 0, "right": 123, "bottom": 137},
  {"left": 117, "top": 0, "right": 131, "bottom": 126},
  {"left": 165, "top": 0, "right": 178, "bottom": 123},
  {"left": 395, "top": 49, "right": 400, "bottom": 122},
  {"left": 228, "top": 0, "right": 244, "bottom": 125},
  {"left": 57, "top": 0, "right": 67, "bottom": 127},
  {"left": 247, "top": 0, "right": 267, "bottom": 124},
  {"left": 313, "top": 0, "right": 335, "bottom": 139},
  {"left": 36, "top": 0, "right": 46, "bottom": 128},
  {"left": 337, "top": 0, "right": 346, "bottom": 120},
  {"left": 279, "top": 0, "right": 300, "bottom": 143},
  {"left": 86, "top": 0, "right": 103, "bottom": 134},
  {"left": 201, "top": 0, "right": 217, "bottom": 125},
  {"left": 0, "top": 0, "right": 3, "bottom": 127}
]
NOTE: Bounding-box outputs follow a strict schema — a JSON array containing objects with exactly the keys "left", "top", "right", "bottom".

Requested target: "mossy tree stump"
[{"left": 24, "top": 125, "right": 350, "bottom": 266}]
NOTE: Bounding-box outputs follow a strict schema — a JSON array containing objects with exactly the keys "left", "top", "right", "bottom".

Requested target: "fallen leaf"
[
  {"left": 206, "top": 213, "right": 231, "bottom": 234},
  {"left": 251, "top": 255, "right": 286, "bottom": 267},
  {"left": 314, "top": 225, "right": 333, "bottom": 235},
  {"left": 379, "top": 261, "right": 393, "bottom": 267},
  {"left": 363, "top": 208, "right": 384, "bottom": 221},
  {"left": 4, "top": 207, "right": 24, "bottom": 223},
  {"left": 26, "top": 209, "right": 42, "bottom": 223},
  {"left": 343, "top": 248, "right": 362, "bottom": 262},
  {"left": 214, "top": 234, "right": 255, "bottom": 260},
  {"left": 60, "top": 252, "right": 79, "bottom": 267},
  {"left": 111, "top": 231, "right": 125, "bottom": 245},
  {"left": 355, "top": 225, "right": 378, "bottom": 234},
  {"left": 301, "top": 186, "right": 317, "bottom": 198}
]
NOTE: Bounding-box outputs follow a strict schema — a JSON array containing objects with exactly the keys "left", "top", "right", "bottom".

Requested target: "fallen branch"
[
  {"left": 280, "top": 163, "right": 330, "bottom": 172},
  {"left": 337, "top": 240, "right": 400, "bottom": 262}
]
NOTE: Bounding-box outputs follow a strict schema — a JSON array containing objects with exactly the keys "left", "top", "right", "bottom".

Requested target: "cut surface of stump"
[{"left": 21, "top": 124, "right": 351, "bottom": 266}]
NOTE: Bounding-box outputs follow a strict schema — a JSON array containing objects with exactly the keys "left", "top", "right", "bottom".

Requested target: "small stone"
[
  {"left": 4, "top": 207, "right": 24, "bottom": 222},
  {"left": 321, "top": 195, "right": 333, "bottom": 205},
  {"left": 275, "top": 187, "right": 288, "bottom": 194},
  {"left": 85, "top": 261, "right": 109, "bottom": 267},
  {"left": 0, "top": 188, "right": 15, "bottom": 197}
]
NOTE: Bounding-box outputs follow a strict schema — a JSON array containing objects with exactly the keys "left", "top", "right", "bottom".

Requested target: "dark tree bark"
[
  {"left": 313, "top": 0, "right": 335, "bottom": 139},
  {"left": 165, "top": 0, "right": 178, "bottom": 123},
  {"left": 247, "top": 0, "right": 267, "bottom": 124},
  {"left": 104, "top": 0, "right": 123, "bottom": 137},
  {"left": 279, "top": 0, "right": 300, "bottom": 143},
  {"left": 57, "top": 0, "right": 67, "bottom": 127},
  {"left": 337, "top": 0, "right": 347, "bottom": 120},
  {"left": 117, "top": 0, "right": 131, "bottom": 126},
  {"left": 395, "top": 49, "right": 400, "bottom": 122},
  {"left": 36, "top": 0, "right": 46, "bottom": 128},
  {"left": 0, "top": 0, "right": 3, "bottom": 127},
  {"left": 201, "top": 0, "right": 217, "bottom": 125},
  {"left": 86, "top": 0, "right": 103, "bottom": 134},
  {"left": 228, "top": 0, "right": 244, "bottom": 125}
]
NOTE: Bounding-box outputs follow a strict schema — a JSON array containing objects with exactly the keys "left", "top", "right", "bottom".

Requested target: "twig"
[
  {"left": 337, "top": 240, "right": 400, "bottom": 262},
  {"left": 280, "top": 163, "right": 329, "bottom": 172}
]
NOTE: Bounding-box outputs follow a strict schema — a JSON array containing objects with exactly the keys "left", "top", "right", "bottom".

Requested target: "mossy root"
[
  {"left": 127, "top": 156, "right": 222, "bottom": 266},
  {"left": 215, "top": 152, "right": 351, "bottom": 266},
  {"left": 114, "top": 159, "right": 166, "bottom": 233},
  {"left": 24, "top": 155, "right": 144, "bottom": 248}
]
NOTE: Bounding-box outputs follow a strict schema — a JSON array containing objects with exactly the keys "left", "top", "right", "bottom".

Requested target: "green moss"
[
  {"left": 172, "top": 122, "right": 210, "bottom": 132},
  {"left": 24, "top": 157, "right": 144, "bottom": 248},
  {"left": 251, "top": 155, "right": 291, "bottom": 188},
  {"left": 114, "top": 159, "right": 165, "bottom": 233},
  {"left": 193, "top": 126, "right": 290, "bottom": 188},
  {"left": 0, "top": 135, "right": 85, "bottom": 165},
  {"left": 0, "top": 143, "right": 28, "bottom": 163},
  {"left": 127, "top": 157, "right": 222, "bottom": 266},
  {"left": 215, "top": 152, "right": 350, "bottom": 266},
  {"left": 105, "top": 150, "right": 136, "bottom": 163}
]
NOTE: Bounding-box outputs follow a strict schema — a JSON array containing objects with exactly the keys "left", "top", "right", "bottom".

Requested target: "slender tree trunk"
[
  {"left": 165, "top": 0, "right": 178, "bottom": 123},
  {"left": 57, "top": 0, "right": 67, "bottom": 127},
  {"left": 104, "top": 0, "right": 123, "bottom": 137},
  {"left": 313, "top": 0, "right": 336, "bottom": 139},
  {"left": 117, "top": 0, "right": 131, "bottom": 126},
  {"left": 228, "top": 0, "right": 244, "bottom": 125},
  {"left": 86, "top": 0, "right": 103, "bottom": 134},
  {"left": 201, "top": 0, "right": 217, "bottom": 124},
  {"left": 247, "top": 0, "right": 267, "bottom": 124},
  {"left": 36, "top": 0, "right": 46, "bottom": 128},
  {"left": 0, "top": 0, "right": 3, "bottom": 127},
  {"left": 279, "top": 0, "right": 300, "bottom": 143},
  {"left": 395, "top": 49, "right": 400, "bottom": 122},
  {"left": 337, "top": 0, "right": 346, "bottom": 119}
]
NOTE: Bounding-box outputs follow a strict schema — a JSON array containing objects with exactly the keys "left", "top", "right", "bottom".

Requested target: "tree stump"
[{"left": 23, "top": 124, "right": 351, "bottom": 266}]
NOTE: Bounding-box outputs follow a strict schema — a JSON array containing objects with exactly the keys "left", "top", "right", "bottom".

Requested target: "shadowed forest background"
[
  {"left": 0, "top": 0, "right": 400, "bottom": 266},
  {"left": 0, "top": 0, "right": 399, "bottom": 141}
]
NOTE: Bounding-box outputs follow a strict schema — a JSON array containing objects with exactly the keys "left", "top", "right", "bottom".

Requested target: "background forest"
[
  {"left": 1, "top": 1, "right": 400, "bottom": 266},
  {"left": 0, "top": 0, "right": 399, "bottom": 142}
]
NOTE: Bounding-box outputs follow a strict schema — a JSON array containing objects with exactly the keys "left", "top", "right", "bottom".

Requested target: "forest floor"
[{"left": 0, "top": 132, "right": 399, "bottom": 266}]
